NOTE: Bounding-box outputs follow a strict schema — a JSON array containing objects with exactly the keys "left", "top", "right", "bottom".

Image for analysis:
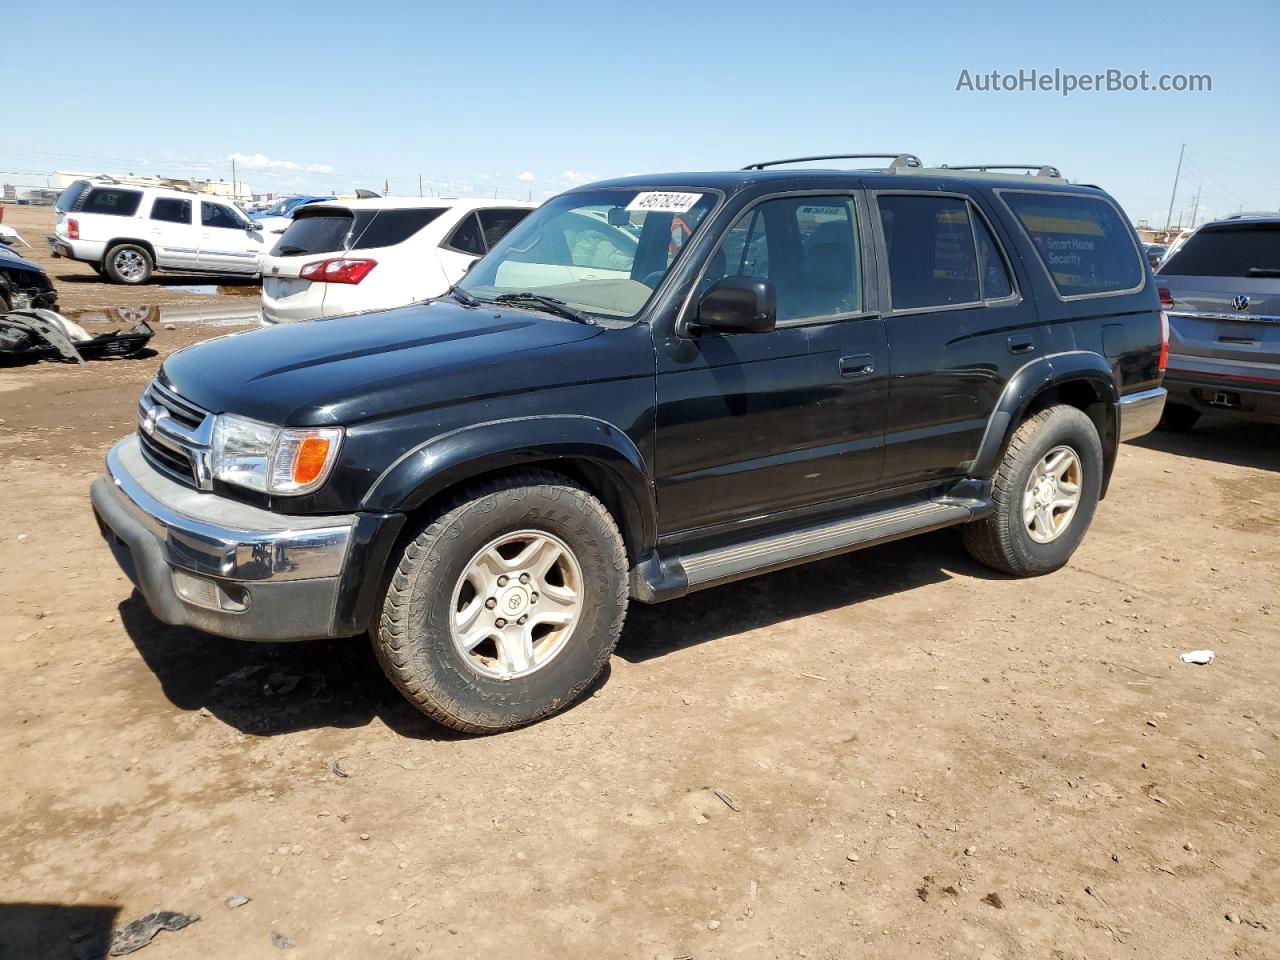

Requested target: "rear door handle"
[
  {"left": 1008, "top": 335, "right": 1035, "bottom": 355},
  {"left": 840, "top": 354, "right": 875, "bottom": 378}
]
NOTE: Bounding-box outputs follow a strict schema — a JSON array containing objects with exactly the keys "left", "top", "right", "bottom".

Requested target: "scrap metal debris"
[
  {"left": 108, "top": 911, "right": 200, "bottom": 956},
  {"left": 1179, "top": 649, "right": 1215, "bottom": 665},
  {"left": 0, "top": 308, "right": 153, "bottom": 364},
  {"left": 714, "top": 788, "right": 742, "bottom": 812}
]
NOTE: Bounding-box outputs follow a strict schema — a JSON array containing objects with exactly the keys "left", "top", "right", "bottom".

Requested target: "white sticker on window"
[{"left": 625, "top": 191, "right": 702, "bottom": 214}]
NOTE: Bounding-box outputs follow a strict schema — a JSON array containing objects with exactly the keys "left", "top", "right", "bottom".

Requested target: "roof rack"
[
  {"left": 742, "top": 153, "right": 922, "bottom": 171},
  {"left": 940, "top": 164, "right": 1063, "bottom": 179}
]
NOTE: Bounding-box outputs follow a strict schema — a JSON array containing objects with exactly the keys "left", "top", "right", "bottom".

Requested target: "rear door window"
[
  {"left": 878, "top": 195, "right": 980, "bottom": 310},
  {"left": 1001, "top": 191, "right": 1143, "bottom": 297},
  {"left": 973, "top": 213, "right": 1014, "bottom": 299},
  {"left": 1158, "top": 222, "right": 1280, "bottom": 278},
  {"left": 477, "top": 208, "right": 533, "bottom": 250},
  {"left": 81, "top": 188, "right": 143, "bottom": 217},
  {"left": 150, "top": 197, "right": 192, "bottom": 224},
  {"left": 446, "top": 214, "right": 486, "bottom": 256},
  {"left": 350, "top": 208, "right": 446, "bottom": 250}
]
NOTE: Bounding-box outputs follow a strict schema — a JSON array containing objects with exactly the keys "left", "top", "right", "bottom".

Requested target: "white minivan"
[
  {"left": 47, "top": 179, "right": 268, "bottom": 284},
  {"left": 259, "top": 197, "right": 534, "bottom": 323}
]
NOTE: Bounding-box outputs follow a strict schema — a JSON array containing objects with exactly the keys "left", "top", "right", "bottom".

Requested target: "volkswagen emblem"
[{"left": 1232, "top": 294, "right": 1251, "bottom": 312}]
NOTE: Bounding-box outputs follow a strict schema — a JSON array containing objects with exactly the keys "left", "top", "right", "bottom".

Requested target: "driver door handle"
[{"left": 840, "top": 354, "right": 875, "bottom": 378}]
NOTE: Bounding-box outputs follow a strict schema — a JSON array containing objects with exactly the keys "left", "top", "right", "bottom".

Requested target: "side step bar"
[{"left": 681, "top": 500, "right": 971, "bottom": 587}]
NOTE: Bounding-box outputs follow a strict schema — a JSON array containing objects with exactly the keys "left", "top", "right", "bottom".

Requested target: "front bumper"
[
  {"left": 91, "top": 436, "right": 360, "bottom": 641},
  {"left": 1117, "top": 386, "right": 1167, "bottom": 441}
]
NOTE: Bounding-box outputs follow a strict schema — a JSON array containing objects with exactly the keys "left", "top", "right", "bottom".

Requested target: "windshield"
[
  {"left": 460, "top": 188, "right": 717, "bottom": 318},
  {"left": 259, "top": 197, "right": 305, "bottom": 218}
]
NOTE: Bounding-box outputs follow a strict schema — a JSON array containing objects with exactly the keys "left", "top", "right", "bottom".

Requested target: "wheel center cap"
[
  {"left": 1035, "top": 479, "right": 1055, "bottom": 508},
  {"left": 498, "top": 585, "right": 531, "bottom": 619}
]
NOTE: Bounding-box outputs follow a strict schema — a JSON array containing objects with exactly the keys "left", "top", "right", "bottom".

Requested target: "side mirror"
[{"left": 691, "top": 276, "right": 777, "bottom": 335}]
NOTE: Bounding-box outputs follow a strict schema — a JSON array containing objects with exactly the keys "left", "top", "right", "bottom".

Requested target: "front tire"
[
  {"left": 962, "top": 405, "right": 1103, "bottom": 577},
  {"left": 373, "top": 471, "right": 629, "bottom": 733},
  {"left": 104, "top": 243, "right": 153, "bottom": 284}
]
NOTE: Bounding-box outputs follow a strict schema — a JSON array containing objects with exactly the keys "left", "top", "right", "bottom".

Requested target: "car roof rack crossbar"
[
  {"left": 742, "top": 153, "right": 922, "bottom": 171},
  {"left": 940, "top": 164, "right": 1063, "bottom": 178}
]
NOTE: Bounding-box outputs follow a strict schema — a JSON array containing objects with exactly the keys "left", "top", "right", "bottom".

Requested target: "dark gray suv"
[{"left": 1157, "top": 216, "right": 1280, "bottom": 429}]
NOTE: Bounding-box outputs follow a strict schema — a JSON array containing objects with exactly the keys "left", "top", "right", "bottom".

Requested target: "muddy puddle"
[{"left": 63, "top": 300, "right": 262, "bottom": 328}]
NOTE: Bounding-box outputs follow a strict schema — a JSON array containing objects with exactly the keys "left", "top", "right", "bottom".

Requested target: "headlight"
[{"left": 211, "top": 414, "right": 343, "bottom": 495}]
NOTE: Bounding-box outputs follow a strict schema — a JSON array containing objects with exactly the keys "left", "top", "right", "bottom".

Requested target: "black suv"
[{"left": 91, "top": 154, "right": 1167, "bottom": 732}]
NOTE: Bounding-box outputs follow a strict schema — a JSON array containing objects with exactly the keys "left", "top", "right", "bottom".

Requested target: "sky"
[{"left": 4, "top": 0, "right": 1276, "bottom": 228}]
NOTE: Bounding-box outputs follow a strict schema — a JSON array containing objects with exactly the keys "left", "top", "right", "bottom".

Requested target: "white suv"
[
  {"left": 259, "top": 197, "right": 534, "bottom": 323},
  {"left": 47, "top": 179, "right": 268, "bottom": 284}
]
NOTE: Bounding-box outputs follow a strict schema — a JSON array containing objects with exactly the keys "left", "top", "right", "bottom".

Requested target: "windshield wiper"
[
  {"left": 277, "top": 244, "right": 307, "bottom": 255},
  {"left": 447, "top": 284, "right": 482, "bottom": 307},
  {"left": 1247, "top": 266, "right": 1280, "bottom": 277},
  {"left": 493, "top": 292, "right": 595, "bottom": 325}
]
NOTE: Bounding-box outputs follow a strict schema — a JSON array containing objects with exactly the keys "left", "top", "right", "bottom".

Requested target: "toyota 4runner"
[{"left": 91, "top": 154, "right": 1168, "bottom": 732}]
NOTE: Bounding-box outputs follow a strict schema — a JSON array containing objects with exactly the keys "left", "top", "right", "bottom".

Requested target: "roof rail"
[
  {"left": 940, "top": 164, "right": 1063, "bottom": 179},
  {"left": 742, "top": 153, "right": 922, "bottom": 171}
]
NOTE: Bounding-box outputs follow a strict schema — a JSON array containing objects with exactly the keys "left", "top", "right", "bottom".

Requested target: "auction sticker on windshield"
[{"left": 626, "top": 192, "right": 702, "bottom": 214}]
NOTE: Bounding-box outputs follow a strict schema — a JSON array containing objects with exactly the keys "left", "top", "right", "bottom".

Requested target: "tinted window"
[
  {"left": 706, "top": 195, "right": 861, "bottom": 322},
  {"left": 350, "top": 208, "right": 445, "bottom": 250},
  {"left": 150, "top": 197, "right": 191, "bottom": 224},
  {"left": 55, "top": 181, "right": 89, "bottom": 213},
  {"left": 974, "top": 213, "right": 1014, "bottom": 299},
  {"left": 274, "top": 210, "right": 362, "bottom": 256},
  {"left": 447, "top": 213, "right": 486, "bottom": 256},
  {"left": 878, "top": 195, "right": 979, "bottom": 309},
  {"left": 1158, "top": 223, "right": 1280, "bottom": 279},
  {"left": 1002, "top": 191, "right": 1142, "bottom": 296},
  {"left": 201, "top": 202, "right": 245, "bottom": 230},
  {"left": 82, "top": 188, "right": 142, "bottom": 217},
  {"left": 477, "top": 208, "right": 532, "bottom": 250}
]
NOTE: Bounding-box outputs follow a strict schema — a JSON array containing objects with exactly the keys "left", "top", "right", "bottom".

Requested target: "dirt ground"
[{"left": 1, "top": 203, "right": 1278, "bottom": 959}]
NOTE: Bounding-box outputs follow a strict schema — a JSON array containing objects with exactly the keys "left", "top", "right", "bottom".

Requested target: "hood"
[
  {"left": 0, "top": 244, "right": 44, "bottom": 274},
  {"left": 159, "top": 299, "right": 605, "bottom": 426}
]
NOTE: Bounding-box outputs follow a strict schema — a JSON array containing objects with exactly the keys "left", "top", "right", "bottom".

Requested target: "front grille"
[{"left": 136, "top": 380, "right": 213, "bottom": 489}]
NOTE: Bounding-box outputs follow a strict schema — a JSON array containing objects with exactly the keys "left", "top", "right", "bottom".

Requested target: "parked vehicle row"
[
  {"left": 90, "top": 155, "right": 1168, "bottom": 733},
  {"left": 1156, "top": 214, "right": 1280, "bottom": 428}
]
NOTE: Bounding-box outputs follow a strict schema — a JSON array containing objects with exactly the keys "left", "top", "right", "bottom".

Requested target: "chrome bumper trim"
[
  {"left": 104, "top": 437, "right": 354, "bottom": 582},
  {"left": 1118, "top": 386, "right": 1167, "bottom": 441}
]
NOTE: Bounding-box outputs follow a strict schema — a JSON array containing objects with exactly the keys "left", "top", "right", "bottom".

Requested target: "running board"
[{"left": 680, "top": 500, "right": 972, "bottom": 589}]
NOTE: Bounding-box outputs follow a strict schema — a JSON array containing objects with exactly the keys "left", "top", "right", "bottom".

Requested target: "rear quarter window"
[
  {"left": 81, "top": 188, "right": 143, "bottom": 217},
  {"left": 1001, "top": 191, "right": 1143, "bottom": 298},
  {"left": 1158, "top": 223, "right": 1280, "bottom": 278},
  {"left": 350, "top": 208, "right": 446, "bottom": 250}
]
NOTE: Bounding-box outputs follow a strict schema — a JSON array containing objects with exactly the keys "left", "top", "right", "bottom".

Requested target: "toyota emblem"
[{"left": 1232, "top": 294, "right": 1251, "bottom": 311}]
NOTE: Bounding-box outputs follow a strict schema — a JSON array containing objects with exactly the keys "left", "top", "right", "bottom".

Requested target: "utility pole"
[
  {"left": 1164, "top": 143, "right": 1185, "bottom": 231},
  {"left": 418, "top": 174, "right": 423, "bottom": 197},
  {"left": 231, "top": 156, "right": 237, "bottom": 202}
]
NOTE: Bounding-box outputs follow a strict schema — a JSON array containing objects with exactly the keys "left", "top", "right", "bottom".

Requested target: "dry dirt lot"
[{"left": 1, "top": 208, "right": 1278, "bottom": 959}]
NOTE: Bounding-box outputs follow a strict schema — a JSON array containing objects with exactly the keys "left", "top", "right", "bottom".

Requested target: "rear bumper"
[
  {"left": 47, "top": 235, "right": 106, "bottom": 263},
  {"left": 91, "top": 436, "right": 362, "bottom": 641},
  {"left": 1165, "top": 359, "right": 1280, "bottom": 422},
  {"left": 1118, "top": 386, "right": 1167, "bottom": 441}
]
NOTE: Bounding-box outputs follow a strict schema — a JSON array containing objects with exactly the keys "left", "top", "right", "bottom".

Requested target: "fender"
[
  {"left": 968, "top": 350, "right": 1120, "bottom": 483},
  {"left": 361, "top": 414, "right": 657, "bottom": 556}
]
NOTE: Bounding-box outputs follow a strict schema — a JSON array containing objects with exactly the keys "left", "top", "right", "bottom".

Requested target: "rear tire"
[
  {"left": 373, "top": 471, "right": 629, "bottom": 733},
  {"left": 1159, "top": 402, "right": 1200, "bottom": 433},
  {"left": 104, "top": 243, "right": 153, "bottom": 285},
  {"left": 962, "top": 405, "right": 1103, "bottom": 577}
]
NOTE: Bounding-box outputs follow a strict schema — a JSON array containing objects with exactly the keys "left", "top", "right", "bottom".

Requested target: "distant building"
[{"left": 51, "top": 171, "right": 253, "bottom": 202}]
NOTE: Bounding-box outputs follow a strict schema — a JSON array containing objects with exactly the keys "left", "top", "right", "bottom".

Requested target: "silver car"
[{"left": 1156, "top": 215, "right": 1280, "bottom": 429}]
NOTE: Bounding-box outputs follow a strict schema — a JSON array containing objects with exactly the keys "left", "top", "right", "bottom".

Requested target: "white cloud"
[
  {"left": 561, "top": 169, "right": 594, "bottom": 185},
  {"left": 228, "top": 152, "right": 332, "bottom": 175},
  {"left": 517, "top": 171, "right": 536, "bottom": 182}
]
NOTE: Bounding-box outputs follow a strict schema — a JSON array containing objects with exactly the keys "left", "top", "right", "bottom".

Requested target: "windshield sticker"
[{"left": 626, "top": 191, "right": 702, "bottom": 214}]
